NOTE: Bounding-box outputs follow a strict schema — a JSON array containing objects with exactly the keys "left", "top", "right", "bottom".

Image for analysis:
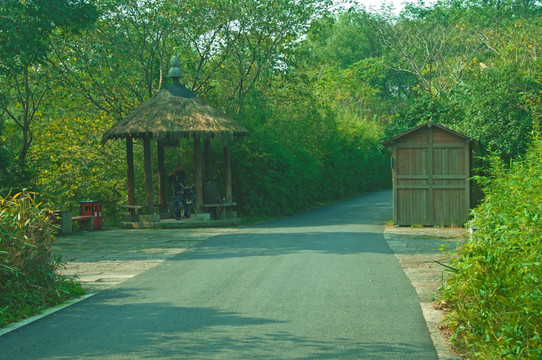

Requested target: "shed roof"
[
  {"left": 382, "top": 121, "right": 472, "bottom": 147},
  {"left": 102, "top": 80, "right": 249, "bottom": 143}
]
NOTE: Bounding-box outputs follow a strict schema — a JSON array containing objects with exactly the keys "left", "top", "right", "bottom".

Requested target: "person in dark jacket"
[
  {"left": 168, "top": 162, "right": 187, "bottom": 194},
  {"left": 168, "top": 162, "right": 190, "bottom": 218}
]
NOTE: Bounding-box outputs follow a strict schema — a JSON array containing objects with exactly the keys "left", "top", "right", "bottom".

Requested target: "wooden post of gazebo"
[
  {"left": 157, "top": 139, "right": 166, "bottom": 213},
  {"left": 126, "top": 136, "right": 136, "bottom": 217},
  {"left": 143, "top": 137, "right": 154, "bottom": 215},
  {"left": 223, "top": 137, "right": 232, "bottom": 203},
  {"left": 194, "top": 136, "right": 203, "bottom": 213}
]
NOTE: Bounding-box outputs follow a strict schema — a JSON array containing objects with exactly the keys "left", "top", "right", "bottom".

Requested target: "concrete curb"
[{"left": 0, "top": 293, "right": 96, "bottom": 337}]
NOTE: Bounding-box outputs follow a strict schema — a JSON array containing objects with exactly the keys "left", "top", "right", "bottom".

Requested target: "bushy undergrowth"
[
  {"left": 441, "top": 138, "right": 542, "bottom": 359},
  {"left": 227, "top": 87, "right": 390, "bottom": 218},
  {"left": 0, "top": 191, "right": 84, "bottom": 327}
]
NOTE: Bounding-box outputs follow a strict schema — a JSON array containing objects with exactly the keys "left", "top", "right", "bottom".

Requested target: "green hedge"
[
  {"left": 231, "top": 109, "right": 390, "bottom": 218},
  {"left": 441, "top": 138, "right": 542, "bottom": 359},
  {"left": 0, "top": 191, "right": 84, "bottom": 327}
]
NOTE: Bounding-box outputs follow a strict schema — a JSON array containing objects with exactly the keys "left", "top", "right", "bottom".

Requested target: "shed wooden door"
[{"left": 393, "top": 127, "right": 470, "bottom": 226}]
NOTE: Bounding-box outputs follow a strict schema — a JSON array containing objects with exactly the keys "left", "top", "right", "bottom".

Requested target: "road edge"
[
  {"left": 0, "top": 293, "right": 96, "bottom": 337},
  {"left": 383, "top": 227, "right": 463, "bottom": 360}
]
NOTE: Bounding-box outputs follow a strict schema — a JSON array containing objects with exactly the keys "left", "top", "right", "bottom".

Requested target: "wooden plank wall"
[{"left": 392, "top": 126, "right": 470, "bottom": 226}]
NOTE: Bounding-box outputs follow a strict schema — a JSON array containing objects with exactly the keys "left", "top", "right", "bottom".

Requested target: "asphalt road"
[{"left": 0, "top": 190, "right": 438, "bottom": 359}]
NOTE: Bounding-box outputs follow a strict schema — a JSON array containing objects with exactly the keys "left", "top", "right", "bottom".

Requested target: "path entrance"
[{"left": 0, "top": 191, "right": 438, "bottom": 359}]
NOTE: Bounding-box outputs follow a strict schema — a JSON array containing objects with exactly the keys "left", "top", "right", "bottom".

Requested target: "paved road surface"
[{"left": 0, "top": 191, "right": 438, "bottom": 359}]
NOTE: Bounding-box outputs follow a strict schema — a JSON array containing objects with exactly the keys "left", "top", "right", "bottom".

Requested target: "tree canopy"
[{"left": 1, "top": 0, "right": 540, "bottom": 215}]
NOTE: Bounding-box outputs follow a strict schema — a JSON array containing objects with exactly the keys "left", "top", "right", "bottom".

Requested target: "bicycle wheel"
[{"left": 169, "top": 198, "right": 184, "bottom": 220}]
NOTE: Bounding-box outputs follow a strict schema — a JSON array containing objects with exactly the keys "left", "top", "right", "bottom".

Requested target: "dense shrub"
[
  {"left": 230, "top": 87, "right": 390, "bottom": 218},
  {"left": 0, "top": 191, "right": 84, "bottom": 327},
  {"left": 29, "top": 113, "right": 127, "bottom": 224},
  {"left": 441, "top": 138, "right": 542, "bottom": 359}
]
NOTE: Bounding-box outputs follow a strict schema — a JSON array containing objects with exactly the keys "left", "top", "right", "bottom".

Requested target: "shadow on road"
[
  {"left": 1, "top": 289, "right": 434, "bottom": 360},
  {"left": 179, "top": 230, "right": 394, "bottom": 261}
]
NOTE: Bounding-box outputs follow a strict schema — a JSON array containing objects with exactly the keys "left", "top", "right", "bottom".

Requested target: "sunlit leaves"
[
  {"left": 28, "top": 104, "right": 127, "bottom": 217},
  {"left": 442, "top": 138, "right": 542, "bottom": 359}
]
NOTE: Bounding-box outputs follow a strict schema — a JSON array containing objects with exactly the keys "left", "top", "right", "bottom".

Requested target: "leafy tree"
[
  {"left": 0, "top": 119, "right": 15, "bottom": 191},
  {"left": 0, "top": 0, "right": 99, "bottom": 72},
  {"left": 50, "top": 0, "right": 174, "bottom": 120},
  {"left": 0, "top": 65, "right": 49, "bottom": 174},
  {"left": 206, "top": 0, "right": 331, "bottom": 112},
  {"left": 384, "top": 93, "right": 461, "bottom": 138},
  {"left": 28, "top": 102, "right": 128, "bottom": 218},
  {"left": 308, "top": 10, "right": 383, "bottom": 68},
  {"left": 0, "top": 0, "right": 99, "bottom": 188},
  {"left": 373, "top": 5, "right": 486, "bottom": 98},
  {"left": 379, "top": 1, "right": 541, "bottom": 163},
  {"left": 453, "top": 65, "right": 537, "bottom": 162}
]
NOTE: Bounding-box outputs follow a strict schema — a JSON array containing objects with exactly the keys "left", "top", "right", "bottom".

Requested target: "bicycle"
[{"left": 169, "top": 184, "right": 197, "bottom": 220}]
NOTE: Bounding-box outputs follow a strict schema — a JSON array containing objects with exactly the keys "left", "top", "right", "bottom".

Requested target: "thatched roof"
[{"left": 102, "top": 80, "right": 249, "bottom": 143}]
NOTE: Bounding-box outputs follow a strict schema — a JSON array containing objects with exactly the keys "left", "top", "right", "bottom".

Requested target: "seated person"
[{"left": 203, "top": 178, "right": 221, "bottom": 219}]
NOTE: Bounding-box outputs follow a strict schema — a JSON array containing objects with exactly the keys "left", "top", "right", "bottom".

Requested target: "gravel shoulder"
[{"left": 384, "top": 226, "right": 466, "bottom": 360}]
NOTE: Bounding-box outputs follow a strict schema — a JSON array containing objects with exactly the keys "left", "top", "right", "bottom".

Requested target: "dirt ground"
[{"left": 53, "top": 228, "right": 233, "bottom": 291}]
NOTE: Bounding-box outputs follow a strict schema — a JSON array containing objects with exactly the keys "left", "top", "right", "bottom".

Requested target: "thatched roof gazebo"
[{"left": 102, "top": 56, "right": 249, "bottom": 219}]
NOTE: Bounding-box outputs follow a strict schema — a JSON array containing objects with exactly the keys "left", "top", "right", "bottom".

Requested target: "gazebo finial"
[{"left": 167, "top": 55, "right": 182, "bottom": 80}]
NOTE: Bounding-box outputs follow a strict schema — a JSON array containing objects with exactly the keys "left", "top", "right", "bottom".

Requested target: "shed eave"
[{"left": 382, "top": 121, "right": 473, "bottom": 147}]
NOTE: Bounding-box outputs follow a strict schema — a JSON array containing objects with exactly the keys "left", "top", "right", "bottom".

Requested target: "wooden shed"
[{"left": 383, "top": 122, "right": 473, "bottom": 227}]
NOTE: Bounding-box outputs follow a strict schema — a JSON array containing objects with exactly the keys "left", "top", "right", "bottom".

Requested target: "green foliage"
[
  {"left": 2, "top": 0, "right": 539, "bottom": 225},
  {"left": 385, "top": 94, "right": 461, "bottom": 139},
  {"left": 29, "top": 110, "right": 127, "bottom": 223},
  {"left": 457, "top": 65, "right": 536, "bottom": 162},
  {"left": 0, "top": 119, "right": 16, "bottom": 191},
  {"left": 0, "top": 0, "right": 99, "bottom": 70},
  {"left": 308, "top": 11, "right": 383, "bottom": 68},
  {"left": 0, "top": 0, "right": 99, "bottom": 187},
  {"left": 377, "top": 3, "right": 542, "bottom": 163},
  {"left": 4, "top": 3, "right": 542, "bottom": 347},
  {"left": 441, "top": 137, "right": 542, "bottom": 359},
  {"left": 0, "top": 191, "right": 84, "bottom": 327},
  {"left": 231, "top": 76, "right": 390, "bottom": 218}
]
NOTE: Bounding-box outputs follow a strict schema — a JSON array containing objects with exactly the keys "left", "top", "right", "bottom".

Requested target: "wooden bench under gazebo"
[{"left": 102, "top": 55, "right": 249, "bottom": 227}]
